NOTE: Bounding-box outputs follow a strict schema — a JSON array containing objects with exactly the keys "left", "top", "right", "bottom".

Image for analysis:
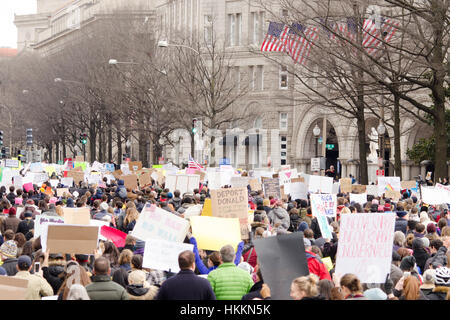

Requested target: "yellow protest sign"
[
  {"left": 190, "top": 216, "right": 241, "bottom": 251},
  {"left": 45, "top": 166, "right": 56, "bottom": 176},
  {"left": 322, "top": 256, "right": 334, "bottom": 272},
  {"left": 201, "top": 198, "right": 212, "bottom": 217}
]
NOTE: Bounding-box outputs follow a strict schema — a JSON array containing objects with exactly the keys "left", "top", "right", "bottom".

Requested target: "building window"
[
  {"left": 280, "top": 113, "right": 288, "bottom": 130},
  {"left": 256, "top": 65, "right": 264, "bottom": 90},
  {"left": 281, "top": 135, "right": 287, "bottom": 165},
  {"left": 254, "top": 116, "right": 263, "bottom": 129},
  {"left": 228, "top": 13, "right": 242, "bottom": 46},
  {"left": 249, "top": 66, "right": 255, "bottom": 90},
  {"left": 204, "top": 14, "right": 213, "bottom": 45},
  {"left": 229, "top": 14, "right": 235, "bottom": 46},
  {"left": 236, "top": 13, "right": 242, "bottom": 45},
  {"left": 279, "top": 65, "right": 288, "bottom": 89}
]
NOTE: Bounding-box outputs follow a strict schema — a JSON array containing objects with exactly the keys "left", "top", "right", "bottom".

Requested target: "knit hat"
[
  {"left": 364, "top": 288, "right": 387, "bottom": 300},
  {"left": 49, "top": 197, "right": 58, "bottom": 204},
  {"left": 400, "top": 255, "right": 416, "bottom": 271},
  {"left": 396, "top": 211, "right": 407, "bottom": 218},
  {"left": 128, "top": 270, "right": 150, "bottom": 288},
  {"left": 270, "top": 199, "right": 277, "bottom": 206},
  {"left": 420, "top": 269, "right": 436, "bottom": 289},
  {"left": 66, "top": 198, "right": 75, "bottom": 208},
  {"left": 434, "top": 267, "right": 450, "bottom": 286},
  {"left": 237, "top": 262, "right": 254, "bottom": 274},
  {"left": 384, "top": 203, "right": 391, "bottom": 212},
  {"left": 167, "top": 192, "right": 173, "bottom": 199},
  {"left": 0, "top": 240, "right": 18, "bottom": 258},
  {"left": 298, "top": 221, "right": 309, "bottom": 232},
  {"left": 17, "top": 255, "right": 32, "bottom": 269},
  {"left": 8, "top": 207, "right": 16, "bottom": 216},
  {"left": 426, "top": 223, "right": 436, "bottom": 234}
]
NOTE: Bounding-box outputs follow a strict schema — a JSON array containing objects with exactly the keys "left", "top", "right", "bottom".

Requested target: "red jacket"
[{"left": 305, "top": 250, "right": 332, "bottom": 280}]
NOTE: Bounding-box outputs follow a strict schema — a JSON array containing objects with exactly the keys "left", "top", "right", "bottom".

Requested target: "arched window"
[{"left": 254, "top": 116, "right": 263, "bottom": 129}]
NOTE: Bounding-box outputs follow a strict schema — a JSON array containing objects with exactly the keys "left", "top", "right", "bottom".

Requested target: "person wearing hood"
[
  {"left": 127, "top": 270, "right": 158, "bottom": 300},
  {"left": 65, "top": 197, "right": 75, "bottom": 208},
  {"left": 115, "top": 180, "right": 127, "bottom": 200},
  {"left": 268, "top": 201, "right": 290, "bottom": 231},
  {"left": 17, "top": 212, "right": 34, "bottom": 240},
  {"left": 93, "top": 202, "right": 113, "bottom": 224},
  {"left": 41, "top": 250, "right": 66, "bottom": 295},
  {"left": 412, "top": 238, "right": 430, "bottom": 274},
  {"left": 42, "top": 203, "right": 59, "bottom": 217},
  {"left": 394, "top": 206, "right": 408, "bottom": 235}
]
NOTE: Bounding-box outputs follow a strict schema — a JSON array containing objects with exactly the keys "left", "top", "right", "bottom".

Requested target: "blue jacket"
[{"left": 189, "top": 237, "right": 244, "bottom": 275}]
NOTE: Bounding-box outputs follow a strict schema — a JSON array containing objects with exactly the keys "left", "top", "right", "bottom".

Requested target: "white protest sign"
[
  {"left": 336, "top": 212, "right": 396, "bottom": 283},
  {"left": 120, "top": 164, "right": 131, "bottom": 176},
  {"left": 278, "top": 169, "right": 298, "bottom": 186},
  {"left": 34, "top": 215, "right": 65, "bottom": 239},
  {"left": 33, "top": 172, "right": 49, "bottom": 185},
  {"left": 308, "top": 175, "right": 333, "bottom": 194},
  {"left": 5, "top": 159, "right": 19, "bottom": 168},
  {"left": 13, "top": 176, "right": 23, "bottom": 189},
  {"left": 132, "top": 203, "right": 190, "bottom": 242},
  {"left": 89, "top": 219, "right": 110, "bottom": 241},
  {"left": 311, "top": 158, "right": 321, "bottom": 172},
  {"left": 30, "top": 162, "right": 44, "bottom": 173},
  {"left": 60, "top": 177, "right": 74, "bottom": 187},
  {"left": 49, "top": 179, "right": 59, "bottom": 188},
  {"left": 421, "top": 186, "right": 450, "bottom": 205},
  {"left": 87, "top": 174, "right": 102, "bottom": 185},
  {"left": 0, "top": 168, "right": 13, "bottom": 187},
  {"left": 289, "top": 181, "right": 308, "bottom": 200},
  {"left": 143, "top": 238, "right": 193, "bottom": 273},
  {"left": 377, "top": 176, "right": 401, "bottom": 196},
  {"left": 183, "top": 204, "right": 203, "bottom": 218},
  {"left": 230, "top": 177, "right": 250, "bottom": 188},
  {"left": 366, "top": 185, "right": 378, "bottom": 197},
  {"left": 350, "top": 193, "right": 368, "bottom": 205},
  {"left": 310, "top": 194, "right": 336, "bottom": 239},
  {"left": 332, "top": 182, "right": 340, "bottom": 194},
  {"left": 165, "top": 174, "right": 200, "bottom": 195}
]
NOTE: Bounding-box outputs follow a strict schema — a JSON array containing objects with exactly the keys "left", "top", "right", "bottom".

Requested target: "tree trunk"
[
  {"left": 117, "top": 129, "right": 122, "bottom": 165},
  {"left": 434, "top": 100, "right": 447, "bottom": 182},
  {"left": 393, "top": 93, "right": 402, "bottom": 179},
  {"left": 89, "top": 123, "right": 96, "bottom": 163},
  {"left": 55, "top": 143, "right": 60, "bottom": 163},
  {"left": 108, "top": 115, "right": 113, "bottom": 163}
]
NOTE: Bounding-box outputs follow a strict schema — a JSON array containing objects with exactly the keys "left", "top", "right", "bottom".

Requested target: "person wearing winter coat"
[
  {"left": 14, "top": 255, "right": 53, "bottom": 300},
  {"left": 1, "top": 207, "right": 20, "bottom": 234},
  {"left": 126, "top": 270, "right": 158, "bottom": 300},
  {"left": 304, "top": 239, "right": 332, "bottom": 281},
  {"left": 428, "top": 245, "right": 448, "bottom": 269},
  {"left": 424, "top": 267, "right": 450, "bottom": 300},
  {"left": 394, "top": 210, "right": 408, "bottom": 235},
  {"left": 412, "top": 238, "right": 430, "bottom": 274},
  {"left": 156, "top": 250, "right": 216, "bottom": 300},
  {"left": 42, "top": 252, "right": 66, "bottom": 295},
  {"left": 85, "top": 257, "right": 129, "bottom": 300},
  {"left": 0, "top": 240, "right": 18, "bottom": 276},
  {"left": 115, "top": 180, "right": 127, "bottom": 200},
  {"left": 268, "top": 201, "right": 290, "bottom": 231},
  {"left": 168, "top": 190, "right": 183, "bottom": 211},
  {"left": 207, "top": 245, "right": 254, "bottom": 300}
]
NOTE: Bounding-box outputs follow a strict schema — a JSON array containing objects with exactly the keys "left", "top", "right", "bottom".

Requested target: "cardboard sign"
[
  {"left": 262, "top": 177, "right": 281, "bottom": 199},
  {"left": 210, "top": 187, "right": 249, "bottom": 239},
  {"left": 201, "top": 198, "right": 212, "bottom": 217},
  {"left": 190, "top": 216, "right": 241, "bottom": 251},
  {"left": 308, "top": 175, "right": 333, "bottom": 194},
  {"left": 112, "top": 170, "right": 123, "bottom": 180},
  {"left": 75, "top": 156, "right": 85, "bottom": 162},
  {"left": 336, "top": 213, "right": 396, "bottom": 283},
  {"left": 249, "top": 178, "right": 262, "bottom": 192},
  {"left": 121, "top": 174, "right": 138, "bottom": 190},
  {"left": 143, "top": 238, "right": 194, "bottom": 273},
  {"left": 339, "top": 178, "right": 352, "bottom": 193},
  {"left": 310, "top": 194, "right": 335, "bottom": 239},
  {"left": 44, "top": 224, "right": 99, "bottom": 254},
  {"left": 56, "top": 188, "right": 69, "bottom": 197},
  {"left": 401, "top": 180, "right": 417, "bottom": 189},
  {"left": 253, "top": 233, "right": 309, "bottom": 300},
  {"left": 366, "top": 185, "right": 378, "bottom": 196},
  {"left": 351, "top": 184, "right": 366, "bottom": 194},
  {"left": 128, "top": 161, "right": 143, "bottom": 172},
  {"left": 138, "top": 172, "right": 152, "bottom": 187},
  {"left": 350, "top": 193, "right": 367, "bottom": 205},
  {"left": 63, "top": 207, "right": 91, "bottom": 225},
  {"left": 67, "top": 171, "right": 84, "bottom": 185},
  {"left": 0, "top": 276, "right": 28, "bottom": 300},
  {"left": 385, "top": 190, "right": 401, "bottom": 201},
  {"left": 34, "top": 215, "right": 64, "bottom": 239},
  {"left": 132, "top": 203, "right": 189, "bottom": 242}
]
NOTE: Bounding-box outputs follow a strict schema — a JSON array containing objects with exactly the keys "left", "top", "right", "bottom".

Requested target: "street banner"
[
  {"left": 350, "top": 193, "right": 368, "bottom": 205},
  {"left": 335, "top": 212, "right": 396, "bottom": 283},
  {"left": 42, "top": 224, "right": 99, "bottom": 254},
  {"left": 132, "top": 203, "right": 189, "bottom": 242},
  {"left": 63, "top": 207, "right": 90, "bottom": 225},
  {"left": 143, "top": 238, "right": 193, "bottom": 273},
  {"left": 377, "top": 176, "right": 401, "bottom": 196},
  {"left": 34, "top": 215, "right": 64, "bottom": 239},
  {"left": 210, "top": 187, "right": 249, "bottom": 239},
  {"left": 253, "top": 233, "right": 309, "bottom": 300},
  {"left": 0, "top": 276, "right": 28, "bottom": 300},
  {"left": 262, "top": 177, "right": 281, "bottom": 199},
  {"left": 310, "top": 194, "right": 335, "bottom": 239},
  {"left": 189, "top": 216, "right": 241, "bottom": 251}
]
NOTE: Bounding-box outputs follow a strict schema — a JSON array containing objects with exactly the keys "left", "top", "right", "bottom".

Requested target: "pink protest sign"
[
  {"left": 23, "top": 182, "right": 34, "bottom": 193},
  {"left": 101, "top": 226, "right": 127, "bottom": 248}
]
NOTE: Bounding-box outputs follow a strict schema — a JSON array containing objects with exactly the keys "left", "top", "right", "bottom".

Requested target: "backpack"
[{"left": 118, "top": 187, "right": 127, "bottom": 199}]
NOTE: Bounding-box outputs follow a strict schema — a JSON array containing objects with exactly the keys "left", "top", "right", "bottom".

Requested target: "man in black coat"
[{"left": 156, "top": 250, "right": 216, "bottom": 300}]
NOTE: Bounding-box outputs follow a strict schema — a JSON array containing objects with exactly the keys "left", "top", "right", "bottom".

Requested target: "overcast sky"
[{"left": 0, "top": 1, "right": 36, "bottom": 48}]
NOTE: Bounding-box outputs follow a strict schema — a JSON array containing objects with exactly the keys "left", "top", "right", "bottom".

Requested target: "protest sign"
[
  {"left": 121, "top": 174, "right": 138, "bottom": 190},
  {"left": 74, "top": 162, "right": 87, "bottom": 172},
  {"left": 5, "top": 159, "right": 19, "bottom": 168},
  {"left": 350, "top": 193, "right": 368, "bottom": 205},
  {"left": 30, "top": 162, "right": 44, "bottom": 173},
  {"left": 87, "top": 174, "right": 102, "bottom": 185},
  {"left": 310, "top": 194, "right": 335, "bottom": 239},
  {"left": 401, "top": 180, "right": 417, "bottom": 190},
  {"left": 210, "top": 187, "right": 249, "bottom": 239},
  {"left": 120, "top": 164, "right": 131, "bottom": 175},
  {"left": 56, "top": 188, "right": 69, "bottom": 197},
  {"left": 436, "top": 184, "right": 450, "bottom": 202},
  {"left": 278, "top": 169, "right": 298, "bottom": 186},
  {"left": 43, "top": 224, "right": 99, "bottom": 254},
  {"left": 332, "top": 182, "right": 340, "bottom": 194},
  {"left": 34, "top": 215, "right": 64, "bottom": 239},
  {"left": 75, "top": 156, "right": 84, "bottom": 162},
  {"left": 248, "top": 178, "right": 262, "bottom": 192},
  {"left": 0, "top": 276, "right": 28, "bottom": 300},
  {"left": 128, "top": 161, "right": 142, "bottom": 172},
  {"left": 143, "top": 238, "right": 194, "bottom": 273},
  {"left": 190, "top": 216, "right": 241, "bottom": 251},
  {"left": 138, "top": 172, "right": 152, "bottom": 187},
  {"left": 366, "top": 185, "right": 378, "bottom": 197},
  {"left": 351, "top": 185, "right": 367, "bottom": 194},
  {"left": 112, "top": 170, "right": 123, "bottom": 180},
  {"left": 194, "top": 170, "right": 206, "bottom": 182},
  {"left": 63, "top": 207, "right": 90, "bottom": 225},
  {"left": 100, "top": 226, "right": 127, "bottom": 248},
  {"left": 183, "top": 204, "right": 203, "bottom": 218},
  {"left": 262, "top": 177, "right": 281, "bottom": 199},
  {"left": 49, "top": 179, "right": 59, "bottom": 188},
  {"left": 336, "top": 213, "right": 396, "bottom": 283},
  {"left": 377, "top": 176, "right": 401, "bottom": 196},
  {"left": 230, "top": 177, "right": 250, "bottom": 188},
  {"left": 253, "top": 233, "right": 309, "bottom": 300},
  {"left": 339, "top": 178, "right": 352, "bottom": 193},
  {"left": 308, "top": 175, "right": 333, "bottom": 194},
  {"left": 201, "top": 198, "right": 212, "bottom": 216},
  {"left": 13, "top": 176, "right": 23, "bottom": 189},
  {"left": 289, "top": 180, "right": 308, "bottom": 201},
  {"left": 105, "top": 163, "right": 115, "bottom": 172},
  {"left": 421, "top": 186, "right": 450, "bottom": 205},
  {"left": 33, "top": 172, "right": 49, "bottom": 185},
  {"left": 67, "top": 171, "right": 84, "bottom": 185},
  {"left": 60, "top": 177, "right": 73, "bottom": 187},
  {"left": 23, "top": 182, "right": 33, "bottom": 193},
  {"left": 385, "top": 190, "right": 401, "bottom": 201},
  {"left": 132, "top": 203, "right": 189, "bottom": 243},
  {"left": 164, "top": 174, "right": 200, "bottom": 195}
]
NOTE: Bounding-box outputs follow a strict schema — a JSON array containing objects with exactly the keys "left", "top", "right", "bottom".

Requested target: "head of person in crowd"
[
  {"left": 179, "top": 250, "right": 196, "bottom": 271},
  {"left": 219, "top": 245, "right": 235, "bottom": 263},
  {"left": 290, "top": 274, "right": 320, "bottom": 300},
  {"left": 340, "top": 274, "right": 364, "bottom": 299},
  {"left": 402, "top": 276, "right": 421, "bottom": 300},
  {"left": 318, "top": 279, "right": 334, "bottom": 300},
  {"left": 400, "top": 255, "right": 417, "bottom": 273},
  {"left": 93, "top": 257, "right": 111, "bottom": 276},
  {"left": 16, "top": 255, "right": 32, "bottom": 272},
  {"left": 0, "top": 240, "right": 17, "bottom": 261}
]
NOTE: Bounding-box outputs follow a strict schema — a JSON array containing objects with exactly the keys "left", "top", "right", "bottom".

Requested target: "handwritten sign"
[
  {"left": 190, "top": 216, "right": 241, "bottom": 251},
  {"left": 350, "top": 193, "right": 368, "bottom": 205},
  {"left": 4, "top": 159, "right": 19, "bottom": 168},
  {"left": 138, "top": 172, "right": 152, "bottom": 187},
  {"left": 143, "top": 238, "right": 194, "bottom": 273},
  {"left": 310, "top": 194, "right": 335, "bottom": 239},
  {"left": 262, "top": 177, "right": 281, "bottom": 199},
  {"left": 249, "top": 178, "right": 262, "bottom": 192},
  {"left": 401, "top": 180, "right": 417, "bottom": 190},
  {"left": 230, "top": 177, "right": 250, "bottom": 188},
  {"left": 210, "top": 187, "right": 249, "bottom": 239},
  {"left": 34, "top": 215, "right": 64, "bottom": 239},
  {"left": 278, "top": 169, "right": 298, "bottom": 186},
  {"left": 60, "top": 177, "right": 73, "bottom": 187},
  {"left": 132, "top": 203, "right": 189, "bottom": 243},
  {"left": 67, "top": 171, "right": 84, "bottom": 185},
  {"left": 121, "top": 174, "right": 138, "bottom": 190},
  {"left": 128, "top": 161, "right": 142, "bottom": 172},
  {"left": 339, "top": 178, "right": 352, "bottom": 193},
  {"left": 335, "top": 213, "right": 396, "bottom": 283},
  {"left": 377, "top": 176, "right": 401, "bottom": 196},
  {"left": 351, "top": 184, "right": 367, "bottom": 194},
  {"left": 56, "top": 188, "right": 69, "bottom": 197}
]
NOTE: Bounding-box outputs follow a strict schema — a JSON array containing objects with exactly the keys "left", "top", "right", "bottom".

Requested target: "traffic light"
[
  {"left": 192, "top": 118, "right": 198, "bottom": 134},
  {"left": 4, "top": 147, "right": 10, "bottom": 158},
  {"left": 79, "top": 133, "right": 88, "bottom": 145},
  {"left": 0, "top": 131, "right": 3, "bottom": 146},
  {"left": 26, "top": 128, "right": 33, "bottom": 146}
]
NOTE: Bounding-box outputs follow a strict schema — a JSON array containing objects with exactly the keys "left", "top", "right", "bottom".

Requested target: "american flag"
[
  {"left": 188, "top": 155, "right": 204, "bottom": 170},
  {"left": 261, "top": 22, "right": 290, "bottom": 52},
  {"left": 287, "top": 23, "right": 319, "bottom": 65}
]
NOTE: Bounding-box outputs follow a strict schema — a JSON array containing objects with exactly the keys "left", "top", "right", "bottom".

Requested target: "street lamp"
[
  {"left": 157, "top": 40, "right": 206, "bottom": 67},
  {"left": 108, "top": 59, "right": 139, "bottom": 65},
  {"left": 313, "top": 124, "right": 320, "bottom": 157}
]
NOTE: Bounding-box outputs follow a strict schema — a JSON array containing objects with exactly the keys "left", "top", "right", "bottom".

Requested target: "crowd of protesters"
[{"left": 0, "top": 168, "right": 448, "bottom": 301}]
